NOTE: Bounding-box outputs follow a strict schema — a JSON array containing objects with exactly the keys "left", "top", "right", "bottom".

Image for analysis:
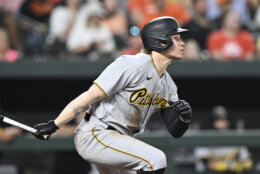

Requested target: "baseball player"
[{"left": 33, "top": 16, "right": 193, "bottom": 174}]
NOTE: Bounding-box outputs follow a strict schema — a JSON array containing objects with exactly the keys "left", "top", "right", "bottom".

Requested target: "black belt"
[
  {"left": 84, "top": 113, "right": 118, "bottom": 131},
  {"left": 84, "top": 112, "right": 91, "bottom": 121},
  {"left": 107, "top": 125, "right": 118, "bottom": 131}
]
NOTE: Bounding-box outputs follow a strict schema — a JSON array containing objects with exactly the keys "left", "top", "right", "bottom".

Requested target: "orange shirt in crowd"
[
  {"left": 30, "top": 0, "right": 61, "bottom": 16},
  {"left": 127, "top": 0, "right": 151, "bottom": 16},
  {"left": 207, "top": 29, "right": 255, "bottom": 60},
  {"left": 101, "top": 12, "right": 128, "bottom": 35},
  {"left": 127, "top": 0, "right": 190, "bottom": 28}
]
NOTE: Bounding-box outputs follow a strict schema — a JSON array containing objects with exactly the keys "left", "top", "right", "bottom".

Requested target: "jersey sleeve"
[{"left": 94, "top": 57, "right": 134, "bottom": 97}]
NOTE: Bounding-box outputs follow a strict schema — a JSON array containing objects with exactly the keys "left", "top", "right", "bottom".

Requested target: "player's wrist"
[
  {"left": 49, "top": 120, "right": 59, "bottom": 130},
  {"left": 53, "top": 120, "right": 60, "bottom": 129}
]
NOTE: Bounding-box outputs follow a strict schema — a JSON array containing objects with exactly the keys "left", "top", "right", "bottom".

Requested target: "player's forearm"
[
  {"left": 168, "top": 117, "right": 189, "bottom": 138},
  {"left": 161, "top": 111, "right": 189, "bottom": 138},
  {"left": 54, "top": 99, "right": 89, "bottom": 127},
  {"left": 54, "top": 84, "right": 105, "bottom": 127}
]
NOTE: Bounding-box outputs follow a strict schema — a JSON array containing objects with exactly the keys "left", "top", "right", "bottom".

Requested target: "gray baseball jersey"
[
  {"left": 75, "top": 53, "right": 179, "bottom": 173},
  {"left": 90, "top": 52, "right": 179, "bottom": 135}
]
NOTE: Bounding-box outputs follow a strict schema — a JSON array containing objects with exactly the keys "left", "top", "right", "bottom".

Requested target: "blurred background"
[{"left": 0, "top": 0, "right": 260, "bottom": 174}]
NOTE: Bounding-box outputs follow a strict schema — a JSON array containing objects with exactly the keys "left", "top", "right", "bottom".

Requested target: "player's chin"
[{"left": 174, "top": 54, "right": 184, "bottom": 60}]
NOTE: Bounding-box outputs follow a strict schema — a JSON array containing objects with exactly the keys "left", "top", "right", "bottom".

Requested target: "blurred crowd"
[
  {"left": 194, "top": 106, "right": 253, "bottom": 174},
  {"left": 0, "top": 0, "right": 260, "bottom": 62},
  {"left": 172, "top": 105, "right": 255, "bottom": 174}
]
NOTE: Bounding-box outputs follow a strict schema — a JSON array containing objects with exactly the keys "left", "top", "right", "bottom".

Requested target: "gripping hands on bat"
[{"left": 33, "top": 120, "right": 59, "bottom": 140}]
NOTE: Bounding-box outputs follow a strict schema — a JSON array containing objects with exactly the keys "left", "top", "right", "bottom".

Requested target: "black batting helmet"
[{"left": 141, "top": 16, "right": 188, "bottom": 51}]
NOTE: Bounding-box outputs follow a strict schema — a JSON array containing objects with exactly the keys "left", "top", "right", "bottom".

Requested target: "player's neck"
[{"left": 151, "top": 52, "right": 172, "bottom": 77}]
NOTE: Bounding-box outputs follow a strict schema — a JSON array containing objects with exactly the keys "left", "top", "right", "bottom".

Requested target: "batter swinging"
[{"left": 33, "top": 16, "right": 193, "bottom": 174}]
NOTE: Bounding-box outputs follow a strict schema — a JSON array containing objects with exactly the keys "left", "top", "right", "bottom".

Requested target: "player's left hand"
[
  {"left": 33, "top": 120, "right": 59, "bottom": 140},
  {"left": 169, "top": 100, "right": 192, "bottom": 123}
]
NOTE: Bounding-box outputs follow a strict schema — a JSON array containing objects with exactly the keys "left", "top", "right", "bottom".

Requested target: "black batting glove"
[
  {"left": 33, "top": 120, "right": 59, "bottom": 140},
  {"left": 169, "top": 100, "right": 192, "bottom": 123}
]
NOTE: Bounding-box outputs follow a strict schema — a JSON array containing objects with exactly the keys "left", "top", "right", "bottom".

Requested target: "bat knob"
[{"left": 0, "top": 115, "right": 4, "bottom": 123}]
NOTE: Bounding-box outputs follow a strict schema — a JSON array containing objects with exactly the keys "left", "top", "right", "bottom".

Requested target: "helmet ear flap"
[
  {"left": 153, "top": 36, "right": 173, "bottom": 51},
  {"left": 155, "top": 39, "right": 172, "bottom": 47}
]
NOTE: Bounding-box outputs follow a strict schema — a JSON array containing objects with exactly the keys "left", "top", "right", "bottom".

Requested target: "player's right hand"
[{"left": 33, "top": 120, "right": 59, "bottom": 140}]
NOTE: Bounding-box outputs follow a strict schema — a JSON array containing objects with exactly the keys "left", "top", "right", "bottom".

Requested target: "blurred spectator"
[
  {"left": 206, "top": 0, "right": 250, "bottom": 28},
  {"left": 67, "top": 6, "right": 116, "bottom": 60},
  {"left": 48, "top": 0, "right": 82, "bottom": 59},
  {"left": 0, "top": 0, "right": 24, "bottom": 51},
  {"left": 0, "top": 127, "right": 22, "bottom": 143},
  {"left": 211, "top": 105, "right": 230, "bottom": 131},
  {"left": 0, "top": 0, "right": 24, "bottom": 14},
  {"left": 182, "top": 0, "right": 214, "bottom": 50},
  {"left": 101, "top": 0, "right": 128, "bottom": 37},
  {"left": 179, "top": 0, "right": 193, "bottom": 15},
  {"left": 127, "top": 0, "right": 190, "bottom": 28},
  {"left": 20, "top": 0, "right": 62, "bottom": 24},
  {"left": 49, "top": 0, "right": 81, "bottom": 44},
  {"left": 118, "top": 35, "right": 142, "bottom": 56},
  {"left": 247, "top": 0, "right": 260, "bottom": 31},
  {"left": 194, "top": 105, "right": 253, "bottom": 174},
  {"left": 207, "top": 10, "right": 255, "bottom": 61},
  {"left": 183, "top": 39, "right": 201, "bottom": 60},
  {"left": 167, "top": 0, "right": 194, "bottom": 14},
  {"left": 0, "top": 28, "right": 18, "bottom": 62}
]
